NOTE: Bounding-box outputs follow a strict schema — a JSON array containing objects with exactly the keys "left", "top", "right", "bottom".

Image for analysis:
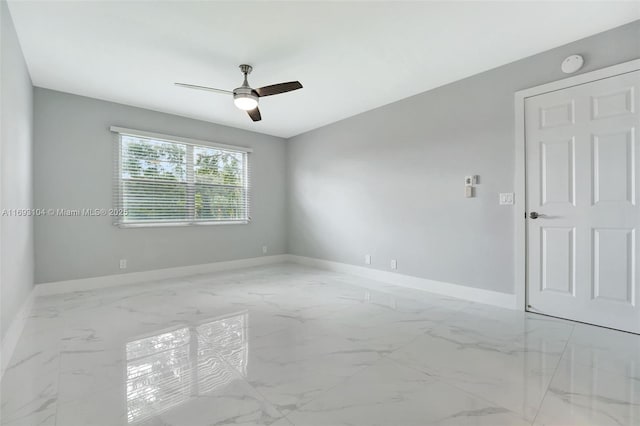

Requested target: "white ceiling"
[{"left": 7, "top": 1, "right": 640, "bottom": 138}]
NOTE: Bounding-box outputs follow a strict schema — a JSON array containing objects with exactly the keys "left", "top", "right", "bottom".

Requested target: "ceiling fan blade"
[
  {"left": 247, "top": 107, "right": 262, "bottom": 122},
  {"left": 174, "top": 82, "right": 232, "bottom": 95},
  {"left": 255, "top": 81, "right": 303, "bottom": 97}
]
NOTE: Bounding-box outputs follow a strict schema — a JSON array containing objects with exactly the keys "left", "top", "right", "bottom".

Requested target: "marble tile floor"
[{"left": 1, "top": 263, "right": 638, "bottom": 426}]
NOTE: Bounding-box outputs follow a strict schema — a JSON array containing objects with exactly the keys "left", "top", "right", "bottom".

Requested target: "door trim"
[{"left": 514, "top": 59, "right": 640, "bottom": 312}]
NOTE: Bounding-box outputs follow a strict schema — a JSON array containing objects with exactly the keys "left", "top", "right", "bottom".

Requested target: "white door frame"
[{"left": 514, "top": 59, "right": 640, "bottom": 311}]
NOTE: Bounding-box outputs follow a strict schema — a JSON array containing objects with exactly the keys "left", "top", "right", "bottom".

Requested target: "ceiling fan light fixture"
[
  {"left": 233, "top": 88, "right": 258, "bottom": 111},
  {"left": 234, "top": 96, "right": 258, "bottom": 111}
]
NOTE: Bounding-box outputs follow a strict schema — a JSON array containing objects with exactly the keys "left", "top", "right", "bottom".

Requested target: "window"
[{"left": 112, "top": 128, "right": 250, "bottom": 226}]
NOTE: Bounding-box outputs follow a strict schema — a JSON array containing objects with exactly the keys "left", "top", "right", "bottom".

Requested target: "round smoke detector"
[{"left": 561, "top": 55, "right": 584, "bottom": 74}]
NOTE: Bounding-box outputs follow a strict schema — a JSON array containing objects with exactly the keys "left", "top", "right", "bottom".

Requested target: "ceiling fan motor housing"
[
  {"left": 233, "top": 64, "right": 259, "bottom": 110},
  {"left": 233, "top": 86, "right": 259, "bottom": 110}
]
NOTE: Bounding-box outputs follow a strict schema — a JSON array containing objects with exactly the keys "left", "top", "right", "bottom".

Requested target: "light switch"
[
  {"left": 499, "top": 193, "right": 514, "bottom": 205},
  {"left": 465, "top": 186, "right": 474, "bottom": 198}
]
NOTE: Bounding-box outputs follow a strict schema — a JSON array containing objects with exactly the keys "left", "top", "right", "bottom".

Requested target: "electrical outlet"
[
  {"left": 390, "top": 259, "right": 397, "bottom": 270},
  {"left": 119, "top": 259, "right": 127, "bottom": 269},
  {"left": 365, "top": 254, "right": 371, "bottom": 265},
  {"left": 262, "top": 245, "right": 268, "bottom": 254}
]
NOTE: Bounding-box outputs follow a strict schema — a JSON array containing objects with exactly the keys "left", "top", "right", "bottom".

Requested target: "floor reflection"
[{"left": 125, "top": 312, "right": 248, "bottom": 423}]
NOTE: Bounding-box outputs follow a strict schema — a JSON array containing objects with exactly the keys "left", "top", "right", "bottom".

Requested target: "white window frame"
[{"left": 111, "top": 126, "right": 252, "bottom": 228}]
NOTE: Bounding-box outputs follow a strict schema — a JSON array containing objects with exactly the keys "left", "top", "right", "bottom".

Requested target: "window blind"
[{"left": 111, "top": 127, "right": 250, "bottom": 226}]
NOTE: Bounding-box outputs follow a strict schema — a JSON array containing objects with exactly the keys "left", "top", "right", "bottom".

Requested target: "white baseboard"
[
  {"left": 36, "top": 254, "right": 290, "bottom": 296},
  {"left": 1, "top": 288, "right": 35, "bottom": 380},
  {"left": 286, "top": 255, "right": 517, "bottom": 310}
]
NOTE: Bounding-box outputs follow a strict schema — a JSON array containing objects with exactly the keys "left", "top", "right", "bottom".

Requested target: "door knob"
[{"left": 529, "top": 212, "right": 540, "bottom": 219}]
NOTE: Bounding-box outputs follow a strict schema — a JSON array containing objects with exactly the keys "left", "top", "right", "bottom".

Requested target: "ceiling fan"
[{"left": 175, "top": 64, "right": 303, "bottom": 122}]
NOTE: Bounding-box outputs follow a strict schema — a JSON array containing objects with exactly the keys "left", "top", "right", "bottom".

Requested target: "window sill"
[{"left": 115, "top": 220, "right": 250, "bottom": 229}]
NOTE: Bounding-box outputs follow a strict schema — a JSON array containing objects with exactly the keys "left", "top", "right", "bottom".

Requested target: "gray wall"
[
  {"left": 0, "top": 0, "right": 34, "bottom": 339},
  {"left": 34, "top": 89, "right": 287, "bottom": 283},
  {"left": 287, "top": 21, "right": 640, "bottom": 294}
]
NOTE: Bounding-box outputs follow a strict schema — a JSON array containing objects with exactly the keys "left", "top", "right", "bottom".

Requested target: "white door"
[{"left": 526, "top": 70, "right": 640, "bottom": 333}]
